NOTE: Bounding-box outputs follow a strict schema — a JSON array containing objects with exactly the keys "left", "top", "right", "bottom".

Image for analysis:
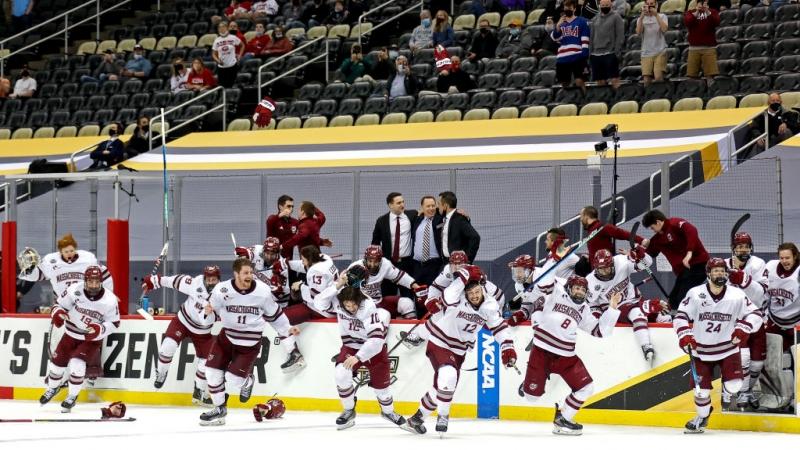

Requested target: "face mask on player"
[
  {"left": 734, "top": 246, "right": 751, "bottom": 263},
  {"left": 511, "top": 267, "right": 531, "bottom": 283}
]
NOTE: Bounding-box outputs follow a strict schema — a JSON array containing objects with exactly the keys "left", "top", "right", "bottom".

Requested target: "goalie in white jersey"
[
  {"left": 39, "top": 266, "right": 120, "bottom": 413},
  {"left": 347, "top": 245, "right": 422, "bottom": 319},
  {"left": 508, "top": 274, "right": 620, "bottom": 435},
  {"left": 674, "top": 258, "right": 763, "bottom": 433},
  {"left": 402, "top": 265, "right": 516, "bottom": 436},
  {"left": 586, "top": 247, "right": 664, "bottom": 363},
  {"left": 200, "top": 258, "right": 300, "bottom": 426},
  {"left": 142, "top": 265, "right": 221, "bottom": 406},
  {"left": 724, "top": 232, "right": 768, "bottom": 410},
  {"left": 313, "top": 274, "right": 407, "bottom": 431}
]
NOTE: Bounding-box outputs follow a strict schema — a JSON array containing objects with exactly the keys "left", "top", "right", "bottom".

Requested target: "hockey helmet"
[
  {"left": 566, "top": 275, "right": 589, "bottom": 304},
  {"left": 592, "top": 249, "right": 615, "bottom": 281},
  {"left": 364, "top": 245, "right": 383, "bottom": 275},
  {"left": 84, "top": 266, "right": 104, "bottom": 297},
  {"left": 732, "top": 232, "right": 753, "bottom": 263},
  {"left": 705, "top": 257, "right": 728, "bottom": 287},
  {"left": 203, "top": 265, "right": 221, "bottom": 292},
  {"left": 261, "top": 237, "right": 282, "bottom": 265}
]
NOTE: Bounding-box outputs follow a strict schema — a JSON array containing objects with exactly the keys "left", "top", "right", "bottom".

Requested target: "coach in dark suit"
[
  {"left": 372, "top": 192, "right": 418, "bottom": 296},
  {"left": 410, "top": 195, "right": 444, "bottom": 287},
  {"left": 437, "top": 191, "right": 480, "bottom": 263}
]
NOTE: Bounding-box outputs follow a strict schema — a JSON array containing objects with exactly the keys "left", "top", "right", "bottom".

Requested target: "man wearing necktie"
[
  {"left": 437, "top": 191, "right": 480, "bottom": 264},
  {"left": 372, "top": 192, "right": 417, "bottom": 297},
  {"left": 410, "top": 195, "right": 444, "bottom": 287}
]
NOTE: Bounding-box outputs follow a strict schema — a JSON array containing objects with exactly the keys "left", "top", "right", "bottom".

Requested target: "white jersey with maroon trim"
[
  {"left": 299, "top": 256, "right": 338, "bottom": 317},
  {"left": 348, "top": 257, "right": 415, "bottom": 302},
  {"left": 425, "top": 272, "right": 512, "bottom": 356},
  {"left": 248, "top": 248, "right": 306, "bottom": 306},
  {"left": 541, "top": 251, "right": 579, "bottom": 280},
  {"left": 674, "top": 283, "right": 763, "bottom": 361},
  {"left": 527, "top": 281, "right": 620, "bottom": 357},
  {"left": 212, "top": 34, "right": 242, "bottom": 67},
  {"left": 55, "top": 283, "right": 120, "bottom": 341},
  {"left": 20, "top": 250, "right": 113, "bottom": 297},
  {"left": 586, "top": 253, "right": 652, "bottom": 312},
  {"left": 763, "top": 260, "right": 800, "bottom": 328},
  {"left": 725, "top": 255, "right": 767, "bottom": 307},
  {"left": 209, "top": 278, "right": 292, "bottom": 347},
  {"left": 429, "top": 265, "right": 506, "bottom": 309},
  {"left": 314, "top": 285, "right": 390, "bottom": 362},
  {"left": 159, "top": 274, "right": 215, "bottom": 335}
]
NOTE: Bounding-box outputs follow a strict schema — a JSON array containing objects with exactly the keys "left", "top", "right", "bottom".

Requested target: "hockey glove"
[
  {"left": 235, "top": 246, "right": 253, "bottom": 260},
  {"left": 425, "top": 297, "right": 443, "bottom": 315},
  {"left": 85, "top": 323, "right": 102, "bottom": 340},
  {"left": 731, "top": 328, "right": 749, "bottom": 346},
  {"left": 413, "top": 284, "right": 428, "bottom": 304},
  {"left": 51, "top": 307, "right": 67, "bottom": 328},
  {"left": 252, "top": 96, "right": 276, "bottom": 128},
  {"left": 507, "top": 310, "right": 528, "bottom": 327},
  {"left": 678, "top": 335, "right": 697, "bottom": 353},
  {"left": 728, "top": 269, "right": 749, "bottom": 287},
  {"left": 141, "top": 274, "right": 161, "bottom": 293},
  {"left": 101, "top": 401, "right": 127, "bottom": 419},
  {"left": 641, "top": 298, "right": 667, "bottom": 315},
  {"left": 501, "top": 347, "right": 517, "bottom": 367},
  {"left": 631, "top": 244, "right": 647, "bottom": 263}
]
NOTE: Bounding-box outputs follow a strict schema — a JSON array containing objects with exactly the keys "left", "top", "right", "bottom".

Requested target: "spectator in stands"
[
  {"left": 8, "top": 68, "right": 35, "bottom": 98},
  {"left": 324, "top": 0, "right": 349, "bottom": 25},
  {"left": 589, "top": 0, "right": 623, "bottom": 89},
  {"left": 642, "top": 209, "right": 709, "bottom": 310},
  {"left": 467, "top": 19, "right": 498, "bottom": 62},
  {"left": 244, "top": 22, "right": 271, "bottom": 59},
  {"left": 213, "top": 21, "right": 243, "bottom": 88},
  {"left": 89, "top": 124, "right": 125, "bottom": 169},
  {"left": 436, "top": 55, "right": 474, "bottom": 93},
  {"left": 636, "top": 0, "right": 668, "bottom": 86},
  {"left": 186, "top": 58, "right": 217, "bottom": 91},
  {"left": 432, "top": 10, "right": 454, "bottom": 47},
  {"left": 267, "top": 195, "right": 300, "bottom": 259},
  {"left": 745, "top": 93, "right": 800, "bottom": 158},
  {"left": 169, "top": 58, "right": 189, "bottom": 93},
  {"left": 368, "top": 47, "right": 395, "bottom": 80},
  {"left": 212, "top": 0, "right": 251, "bottom": 24},
  {"left": 496, "top": 19, "right": 534, "bottom": 58},
  {"left": 281, "top": 201, "right": 332, "bottom": 255},
  {"left": 250, "top": 0, "right": 279, "bottom": 20},
  {"left": 10, "top": 0, "right": 34, "bottom": 34},
  {"left": 125, "top": 116, "right": 150, "bottom": 158},
  {"left": 550, "top": 0, "right": 590, "bottom": 93},
  {"left": 227, "top": 20, "right": 247, "bottom": 43},
  {"left": 386, "top": 55, "right": 419, "bottom": 99},
  {"left": 283, "top": 0, "right": 305, "bottom": 29},
  {"left": 302, "top": 0, "right": 330, "bottom": 27},
  {"left": 120, "top": 44, "right": 153, "bottom": 81},
  {"left": 80, "top": 49, "right": 120, "bottom": 84},
  {"left": 338, "top": 43, "right": 366, "bottom": 83},
  {"left": 0, "top": 77, "right": 10, "bottom": 98},
  {"left": 263, "top": 26, "right": 294, "bottom": 56},
  {"left": 684, "top": 0, "right": 719, "bottom": 81},
  {"left": 579, "top": 0, "right": 600, "bottom": 18},
  {"left": 709, "top": 0, "right": 731, "bottom": 10},
  {"left": 409, "top": 9, "right": 433, "bottom": 54}
]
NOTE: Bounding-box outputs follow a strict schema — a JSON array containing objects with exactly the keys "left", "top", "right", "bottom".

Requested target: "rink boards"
[{"left": 0, "top": 315, "right": 798, "bottom": 433}]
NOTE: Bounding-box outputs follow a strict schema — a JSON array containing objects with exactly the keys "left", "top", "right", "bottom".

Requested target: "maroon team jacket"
[
  {"left": 585, "top": 220, "right": 643, "bottom": 260},
  {"left": 645, "top": 217, "right": 709, "bottom": 275},
  {"left": 281, "top": 209, "right": 327, "bottom": 254},
  {"left": 267, "top": 214, "right": 300, "bottom": 259}
]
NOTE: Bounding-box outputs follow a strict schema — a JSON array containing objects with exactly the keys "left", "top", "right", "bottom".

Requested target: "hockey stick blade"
[
  {"left": 231, "top": 233, "right": 237, "bottom": 251},
  {"left": 730, "top": 213, "right": 751, "bottom": 246},
  {"left": 629, "top": 222, "right": 640, "bottom": 251},
  {"left": 0, "top": 417, "right": 137, "bottom": 423},
  {"left": 136, "top": 307, "right": 155, "bottom": 320}
]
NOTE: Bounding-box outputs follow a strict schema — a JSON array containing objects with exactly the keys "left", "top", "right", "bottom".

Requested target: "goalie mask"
[
  {"left": 203, "top": 265, "right": 221, "bottom": 292},
  {"left": 84, "top": 266, "right": 104, "bottom": 297},
  {"left": 706, "top": 258, "right": 728, "bottom": 287},
  {"left": 566, "top": 275, "right": 588, "bottom": 304},
  {"left": 363, "top": 245, "right": 383, "bottom": 275},
  {"left": 592, "top": 249, "right": 615, "bottom": 282},
  {"left": 17, "top": 247, "right": 40, "bottom": 272},
  {"left": 732, "top": 232, "right": 753, "bottom": 264},
  {"left": 261, "top": 237, "right": 281, "bottom": 266}
]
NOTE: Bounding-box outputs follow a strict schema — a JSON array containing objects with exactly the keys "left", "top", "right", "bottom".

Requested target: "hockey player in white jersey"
[
  {"left": 402, "top": 265, "right": 516, "bottom": 436},
  {"left": 724, "top": 232, "right": 768, "bottom": 410},
  {"left": 235, "top": 237, "right": 301, "bottom": 307},
  {"left": 674, "top": 258, "right": 763, "bottom": 433},
  {"left": 541, "top": 227, "right": 579, "bottom": 280},
  {"left": 313, "top": 272, "right": 407, "bottom": 431},
  {"left": 18, "top": 233, "right": 114, "bottom": 300},
  {"left": 763, "top": 242, "right": 800, "bottom": 343},
  {"left": 39, "top": 266, "right": 120, "bottom": 413},
  {"left": 347, "top": 245, "right": 422, "bottom": 319},
  {"left": 585, "top": 247, "right": 663, "bottom": 363},
  {"left": 200, "top": 258, "right": 300, "bottom": 426},
  {"left": 508, "top": 274, "right": 620, "bottom": 435},
  {"left": 142, "top": 265, "right": 221, "bottom": 406},
  {"left": 510, "top": 254, "right": 551, "bottom": 298}
]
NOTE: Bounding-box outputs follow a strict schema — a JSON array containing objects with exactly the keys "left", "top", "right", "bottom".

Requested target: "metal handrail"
[
  {"left": 257, "top": 36, "right": 324, "bottom": 100},
  {"left": 0, "top": 0, "right": 133, "bottom": 78},
  {"left": 356, "top": 0, "right": 401, "bottom": 46},
  {"left": 728, "top": 111, "right": 768, "bottom": 164},
  {"left": 0, "top": 180, "right": 32, "bottom": 214},
  {"left": 534, "top": 195, "right": 627, "bottom": 263},
  {"left": 648, "top": 154, "right": 694, "bottom": 209},
  {"left": 148, "top": 86, "right": 227, "bottom": 151},
  {"left": 68, "top": 139, "right": 113, "bottom": 171},
  {"left": 358, "top": 1, "right": 425, "bottom": 47}
]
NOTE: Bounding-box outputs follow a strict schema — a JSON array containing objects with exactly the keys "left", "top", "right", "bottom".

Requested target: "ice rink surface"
[{"left": 1, "top": 400, "right": 796, "bottom": 450}]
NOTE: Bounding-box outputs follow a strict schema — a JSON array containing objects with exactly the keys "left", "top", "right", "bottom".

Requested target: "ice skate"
[
  {"left": 281, "top": 349, "right": 306, "bottom": 373},
  {"left": 192, "top": 386, "right": 213, "bottom": 407},
  {"left": 239, "top": 374, "right": 255, "bottom": 403},
  {"left": 553, "top": 405, "right": 583, "bottom": 435},
  {"left": 335, "top": 408, "right": 356, "bottom": 430},
  {"left": 435, "top": 414, "right": 449, "bottom": 437},
  {"left": 61, "top": 395, "right": 77, "bottom": 413},
  {"left": 154, "top": 368, "right": 168, "bottom": 389},
  {"left": 684, "top": 407, "right": 712, "bottom": 434},
  {"left": 39, "top": 378, "right": 66, "bottom": 405},
  {"left": 199, "top": 405, "right": 227, "bottom": 426},
  {"left": 381, "top": 411, "right": 406, "bottom": 427},
  {"left": 642, "top": 344, "right": 655, "bottom": 365},
  {"left": 400, "top": 410, "right": 427, "bottom": 434}
]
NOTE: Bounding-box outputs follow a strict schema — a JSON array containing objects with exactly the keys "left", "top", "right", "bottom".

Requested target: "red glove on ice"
[{"left": 252, "top": 96, "right": 276, "bottom": 128}]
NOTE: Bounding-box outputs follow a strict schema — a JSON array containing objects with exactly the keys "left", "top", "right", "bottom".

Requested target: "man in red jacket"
[
  {"left": 574, "top": 205, "right": 646, "bottom": 276},
  {"left": 684, "top": 0, "right": 719, "bottom": 81},
  {"left": 282, "top": 201, "right": 332, "bottom": 255},
  {"left": 642, "top": 209, "right": 709, "bottom": 310},
  {"left": 266, "top": 195, "right": 300, "bottom": 259}
]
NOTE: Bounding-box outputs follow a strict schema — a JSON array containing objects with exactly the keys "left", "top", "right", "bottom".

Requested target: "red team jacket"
[
  {"left": 645, "top": 217, "right": 709, "bottom": 275},
  {"left": 281, "top": 209, "right": 327, "bottom": 254},
  {"left": 246, "top": 35, "right": 271, "bottom": 55},
  {"left": 585, "top": 220, "right": 643, "bottom": 260},
  {"left": 267, "top": 214, "right": 300, "bottom": 259}
]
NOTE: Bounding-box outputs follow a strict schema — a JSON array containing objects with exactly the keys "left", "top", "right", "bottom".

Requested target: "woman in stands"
[{"left": 186, "top": 58, "right": 217, "bottom": 92}]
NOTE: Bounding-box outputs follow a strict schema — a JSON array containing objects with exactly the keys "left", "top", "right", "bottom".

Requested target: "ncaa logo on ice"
[{"left": 477, "top": 328, "right": 500, "bottom": 419}]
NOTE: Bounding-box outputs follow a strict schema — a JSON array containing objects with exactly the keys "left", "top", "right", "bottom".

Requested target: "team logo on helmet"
[
  {"left": 263, "top": 237, "right": 281, "bottom": 253},
  {"left": 449, "top": 251, "right": 468, "bottom": 265},
  {"left": 364, "top": 245, "right": 383, "bottom": 275}
]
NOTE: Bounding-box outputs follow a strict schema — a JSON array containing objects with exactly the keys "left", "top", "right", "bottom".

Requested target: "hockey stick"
[
  {"left": 629, "top": 222, "right": 670, "bottom": 299},
  {"left": 387, "top": 313, "right": 431, "bottom": 356},
  {"left": 686, "top": 346, "right": 703, "bottom": 397},
  {"left": 730, "top": 213, "right": 751, "bottom": 246},
  {"left": 0, "top": 417, "right": 136, "bottom": 423},
  {"left": 136, "top": 242, "right": 170, "bottom": 320},
  {"left": 231, "top": 233, "right": 238, "bottom": 254}
]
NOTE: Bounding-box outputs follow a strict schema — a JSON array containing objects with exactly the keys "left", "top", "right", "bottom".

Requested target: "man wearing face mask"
[
  {"left": 745, "top": 92, "right": 800, "bottom": 158},
  {"left": 410, "top": 10, "right": 434, "bottom": 54},
  {"left": 89, "top": 125, "right": 125, "bottom": 169},
  {"left": 436, "top": 56, "right": 475, "bottom": 94},
  {"left": 244, "top": 22, "right": 271, "bottom": 58},
  {"left": 125, "top": 116, "right": 151, "bottom": 158},
  {"left": 496, "top": 19, "right": 534, "bottom": 59},
  {"left": 589, "top": 0, "right": 623, "bottom": 89},
  {"left": 9, "top": 68, "right": 36, "bottom": 98},
  {"left": 467, "top": 19, "right": 498, "bottom": 62},
  {"left": 262, "top": 26, "right": 294, "bottom": 56},
  {"left": 550, "top": 0, "right": 591, "bottom": 92},
  {"left": 120, "top": 44, "right": 153, "bottom": 81},
  {"left": 324, "top": 0, "right": 349, "bottom": 25},
  {"left": 386, "top": 55, "right": 419, "bottom": 99}
]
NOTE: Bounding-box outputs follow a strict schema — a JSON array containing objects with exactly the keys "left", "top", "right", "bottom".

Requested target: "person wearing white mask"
[
  {"left": 409, "top": 9, "right": 433, "bottom": 54},
  {"left": 212, "top": 21, "right": 244, "bottom": 88},
  {"left": 89, "top": 124, "right": 125, "bottom": 169},
  {"left": 120, "top": 44, "right": 152, "bottom": 80}
]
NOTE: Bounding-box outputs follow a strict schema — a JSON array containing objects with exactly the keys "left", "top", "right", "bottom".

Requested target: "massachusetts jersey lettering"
[
  {"left": 55, "top": 282, "right": 120, "bottom": 341},
  {"left": 586, "top": 254, "right": 651, "bottom": 312},
  {"left": 209, "top": 279, "right": 292, "bottom": 347},
  {"left": 763, "top": 260, "right": 800, "bottom": 328}
]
